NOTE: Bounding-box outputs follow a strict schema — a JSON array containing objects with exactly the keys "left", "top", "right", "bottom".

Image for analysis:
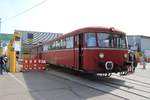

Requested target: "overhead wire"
[{"left": 1, "top": 0, "right": 48, "bottom": 23}]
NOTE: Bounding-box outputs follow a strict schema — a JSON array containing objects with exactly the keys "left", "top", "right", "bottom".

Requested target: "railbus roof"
[{"left": 42, "top": 26, "right": 126, "bottom": 45}]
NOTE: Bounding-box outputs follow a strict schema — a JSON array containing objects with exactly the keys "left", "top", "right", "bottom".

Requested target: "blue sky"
[
  {"left": 0, "top": 0, "right": 150, "bottom": 36},
  {"left": 0, "top": 0, "right": 45, "bottom": 33}
]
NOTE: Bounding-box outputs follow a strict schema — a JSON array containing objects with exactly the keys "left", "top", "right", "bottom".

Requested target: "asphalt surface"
[{"left": 0, "top": 63, "right": 150, "bottom": 100}]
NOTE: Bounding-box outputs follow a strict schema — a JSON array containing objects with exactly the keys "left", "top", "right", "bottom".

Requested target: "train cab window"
[
  {"left": 98, "top": 33, "right": 111, "bottom": 48},
  {"left": 116, "top": 35, "right": 127, "bottom": 48},
  {"left": 66, "top": 36, "right": 74, "bottom": 48},
  {"left": 85, "top": 33, "right": 96, "bottom": 47},
  {"left": 98, "top": 33, "right": 127, "bottom": 48}
]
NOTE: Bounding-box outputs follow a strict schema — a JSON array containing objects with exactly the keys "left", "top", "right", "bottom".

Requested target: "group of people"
[{"left": 0, "top": 55, "right": 8, "bottom": 75}]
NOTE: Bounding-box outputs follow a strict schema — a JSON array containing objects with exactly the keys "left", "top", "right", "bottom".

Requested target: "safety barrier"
[{"left": 22, "top": 59, "right": 47, "bottom": 72}]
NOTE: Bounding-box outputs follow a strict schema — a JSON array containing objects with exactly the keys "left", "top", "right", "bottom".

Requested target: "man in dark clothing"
[
  {"left": 0, "top": 56, "right": 3, "bottom": 75},
  {"left": 128, "top": 52, "right": 137, "bottom": 72},
  {"left": 3, "top": 55, "right": 8, "bottom": 72}
]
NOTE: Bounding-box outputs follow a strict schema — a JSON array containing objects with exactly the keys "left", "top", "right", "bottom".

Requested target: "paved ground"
[
  {"left": 0, "top": 63, "right": 150, "bottom": 100},
  {"left": 0, "top": 72, "right": 124, "bottom": 100}
]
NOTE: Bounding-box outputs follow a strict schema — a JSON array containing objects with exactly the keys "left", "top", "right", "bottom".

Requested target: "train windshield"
[{"left": 97, "top": 32, "right": 127, "bottom": 48}]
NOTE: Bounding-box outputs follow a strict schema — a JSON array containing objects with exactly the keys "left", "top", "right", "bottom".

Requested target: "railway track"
[
  {"left": 112, "top": 74, "right": 150, "bottom": 87},
  {"left": 101, "top": 78, "right": 150, "bottom": 94},
  {"left": 101, "top": 79, "right": 150, "bottom": 99},
  {"left": 45, "top": 67, "right": 150, "bottom": 100}
]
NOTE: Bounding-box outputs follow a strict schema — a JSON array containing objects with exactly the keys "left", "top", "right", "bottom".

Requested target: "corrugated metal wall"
[
  {"left": 141, "top": 37, "right": 150, "bottom": 51},
  {"left": 127, "top": 35, "right": 150, "bottom": 52},
  {"left": 15, "top": 30, "right": 62, "bottom": 58}
]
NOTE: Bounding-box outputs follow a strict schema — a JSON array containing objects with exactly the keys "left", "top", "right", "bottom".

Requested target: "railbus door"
[{"left": 74, "top": 34, "right": 83, "bottom": 70}]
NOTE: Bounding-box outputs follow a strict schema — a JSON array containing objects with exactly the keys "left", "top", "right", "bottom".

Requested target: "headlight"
[
  {"left": 99, "top": 53, "right": 104, "bottom": 58},
  {"left": 124, "top": 53, "right": 128, "bottom": 58}
]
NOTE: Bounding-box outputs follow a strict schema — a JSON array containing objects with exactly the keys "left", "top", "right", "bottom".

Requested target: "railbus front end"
[{"left": 81, "top": 28, "right": 132, "bottom": 76}]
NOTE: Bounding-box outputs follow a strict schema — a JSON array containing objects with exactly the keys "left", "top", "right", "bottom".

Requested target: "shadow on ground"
[{"left": 18, "top": 66, "right": 127, "bottom": 100}]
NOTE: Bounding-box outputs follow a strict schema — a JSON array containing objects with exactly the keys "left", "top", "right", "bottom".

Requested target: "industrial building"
[
  {"left": 13, "top": 30, "right": 62, "bottom": 59},
  {"left": 127, "top": 35, "right": 150, "bottom": 58}
]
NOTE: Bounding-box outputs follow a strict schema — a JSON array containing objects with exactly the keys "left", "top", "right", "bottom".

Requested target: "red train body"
[{"left": 32, "top": 27, "right": 131, "bottom": 76}]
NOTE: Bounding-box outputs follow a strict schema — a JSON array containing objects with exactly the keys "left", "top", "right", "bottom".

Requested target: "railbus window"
[
  {"left": 48, "top": 44, "right": 52, "bottom": 50},
  {"left": 52, "top": 41, "right": 56, "bottom": 49},
  {"left": 98, "top": 33, "right": 127, "bottom": 48},
  {"left": 43, "top": 44, "right": 48, "bottom": 51},
  {"left": 85, "top": 33, "right": 96, "bottom": 47},
  {"left": 55, "top": 41, "right": 58, "bottom": 49},
  {"left": 39, "top": 46, "right": 43, "bottom": 52},
  {"left": 98, "top": 33, "right": 111, "bottom": 48},
  {"left": 55, "top": 40, "right": 61, "bottom": 49},
  {"left": 117, "top": 35, "right": 127, "bottom": 48},
  {"left": 60, "top": 39, "right": 66, "bottom": 49},
  {"left": 60, "top": 40, "right": 63, "bottom": 49},
  {"left": 66, "top": 36, "right": 74, "bottom": 48},
  {"left": 75, "top": 35, "right": 79, "bottom": 47},
  {"left": 58, "top": 41, "right": 61, "bottom": 49}
]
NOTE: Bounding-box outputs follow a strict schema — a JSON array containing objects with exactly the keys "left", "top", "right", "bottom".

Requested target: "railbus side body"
[{"left": 32, "top": 27, "right": 130, "bottom": 75}]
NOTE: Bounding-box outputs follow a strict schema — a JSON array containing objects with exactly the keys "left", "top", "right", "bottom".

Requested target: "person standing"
[
  {"left": 0, "top": 56, "right": 3, "bottom": 75},
  {"left": 142, "top": 55, "right": 146, "bottom": 69},
  {"left": 128, "top": 52, "right": 137, "bottom": 73},
  {"left": 3, "top": 55, "right": 8, "bottom": 72}
]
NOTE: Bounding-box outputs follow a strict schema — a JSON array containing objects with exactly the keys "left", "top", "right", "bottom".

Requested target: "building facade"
[
  {"left": 14, "top": 30, "right": 62, "bottom": 59},
  {"left": 127, "top": 35, "right": 150, "bottom": 57}
]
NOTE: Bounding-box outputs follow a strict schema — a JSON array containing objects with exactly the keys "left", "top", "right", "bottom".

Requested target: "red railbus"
[{"left": 32, "top": 27, "right": 132, "bottom": 76}]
